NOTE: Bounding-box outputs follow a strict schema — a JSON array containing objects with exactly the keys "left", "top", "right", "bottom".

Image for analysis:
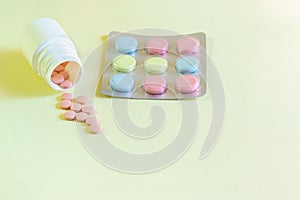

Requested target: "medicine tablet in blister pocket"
[
  {"left": 146, "top": 38, "right": 169, "bottom": 55},
  {"left": 176, "top": 56, "right": 199, "bottom": 74},
  {"left": 175, "top": 75, "right": 200, "bottom": 94},
  {"left": 112, "top": 55, "right": 136, "bottom": 72},
  {"left": 110, "top": 74, "right": 135, "bottom": 93},
  {"left": 144, "top": 57, "right": 168, "bottom": 74},
  {"left": 176, "top": 36, "right": 200, "bottom": 54},
  {"left": 115, "top": 36, "right": 138, "bottom": 54},
  {"left": 143, "top": 76, "right": 167, "bottom": 95}
]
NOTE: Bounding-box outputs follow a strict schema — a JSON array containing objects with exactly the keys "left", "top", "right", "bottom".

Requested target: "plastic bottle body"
[{"left": 20, "top": 18, "right": 83, "bottom": 91}]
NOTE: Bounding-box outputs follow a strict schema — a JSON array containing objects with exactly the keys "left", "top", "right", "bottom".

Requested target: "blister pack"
[{"left": 101, "top": 31, "right": 206, "bottom": 99}]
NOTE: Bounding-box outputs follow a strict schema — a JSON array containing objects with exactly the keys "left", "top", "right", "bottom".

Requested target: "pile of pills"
[
  {"left": 51, "top": 62, "right": 73, "bottom": 89},
  {"left": 58, "top": 93, "right": 102, "bottom": 134},
  {"left": 101, "top": 31, "right": 206, "bottom": 99}
]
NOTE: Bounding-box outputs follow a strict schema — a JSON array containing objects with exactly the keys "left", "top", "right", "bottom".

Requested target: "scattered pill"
[
  {"left": 76, "top": 95, "right": 89, "bottom": 105},
  {"left": 112, "top": 54, "right": 136, "bottom": 72},
  {"left": 144, "top": 57, "right": 168, "bottom": 74},
  {"left": 175, "top": 75, "right": 199, "bottom": 93},
  {"left": 86, "top": 116, "right": 99, "bottom": 125},
  {"left": 143, "top": 76, "right": 167, "bottom": 95},
  {"left": 176, "top": 36, "right": 200, "bottom": 55},
  {"left": 57, "top": 93, "right": 102, "bottom": 134},
  {"left": 61, "top": 92, "right": 73, "bottom": 100},
  {"left": 176, "top": 56, "right": 199, "bottom": 74},
  {"left": 88, "top": 123, "right": 102, "bottom": 134},
  {"left": 54, "top": 65, "right": 65, "bottom": 72},
  {"left": 115, "top": 36, "right": 138, "bottom": 54},
  {"left": 82, "top": 106, "right": 95, "bottom": 115},
  {"left": 60, "top": 79, "right": 73, "bottom": 89},
  {"left": 110, "top": 74, "right": 135, "bottom": 93},
  {"left": 63, "top": 110, "right": 76, "bottom": 120},
  {"left": 60, "top": 100, "right": 72, "bottom": 109},
  {"left": 51, "top": 74, "right": 65, "bottom": 84},
  {"left": 76, "top": 112, "right": 88, "bottom": 122},
  {"left": 146, "top": 38, "right": 169, "bottom": 55},
  {"left": 70, "top": 103, "right": 82, "bottom": 112}
]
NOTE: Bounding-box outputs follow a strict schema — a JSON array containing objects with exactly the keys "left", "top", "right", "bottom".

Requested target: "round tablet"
[
  {"left": 88, "top": 123, "right": 102, "bottom": 134},
  {"left": 175, "top": 75, "right": 200, "bottom": 93},
  {"left": 115, "top": 36, "right": 138, "bottom": 54},
  {"left": 76, "top": 112, "right": 88, "bottom": 122},
  {"left": 176, "top": 56, "right": 199, "bottom": 74},
  {"left": 51, "top": 74, "right": 65, "bottom": 84},
  {"left": 112, "top": 55, "right": 136, "bottom": 72},
  {"left": 86, "top": 116, "right": 99, "bottom": 125},
  {"left": 70, "top": 103, "right": 82, "bottom": 112},
  {"left": 110, "top": 74, "right": 135, "bottom": 93},
  {"left": 76, "top": 95, "right": 89, "bottom": 105},
  {"left": 82, "top": 106, "right": 95, "bottom": 115},
  {"left": 64, "top": 110, "right": 76, "bottom": 120},
  {"left": 61, "top": 92, "right": 73, "bottom": 100},
  {"left": 60, "top": 79, "right": 73, "bottom": 89},
  {"left": 60, "top": 100, "right": 72, "bottom": 109},
  {"left": 146, "top": 38, "right": 168, "bottom": 55},
  {"left": 176, "top": 36, "right": 200, "bottom": 55},
  {"left": 144, "top": 57, "right": 168, "bottom": 74},
  {"left": 143, "top": 76, "right": 167, "bottom": 95}
]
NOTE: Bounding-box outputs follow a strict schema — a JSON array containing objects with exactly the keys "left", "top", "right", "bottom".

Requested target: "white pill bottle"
[{"left": 20, "top": 18, "right": 83, "bottom": 91}]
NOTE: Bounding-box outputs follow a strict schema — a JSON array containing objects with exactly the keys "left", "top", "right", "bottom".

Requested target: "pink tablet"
[
  {"left": 60, "top": 80, "right": 73, "bottom": 89},
  {"left": 146, "top": 38, "right": 169, "bottom": 55},
  {"left": 75, "top": 112, "right": 88, "bottom": 122},
  {"left": 176, "top": 36, "right": 200, "bottom": 55},
  {"left": 60, "top": 100, "right": 72, "bottom": 109},
  {"left": 76, "top": 95, "right": 89, "bottom": 105},
  {"left": 63, "top": 110, "right": 76, "bottom": 120},
  {"left": 143, "top": 76, "right": 167, "bottom": 95},
  {"left": 82, "top": 106, "right": 95, "bottom": 115},
  {"left": 70, "top": 103, "right": 82, "bottom": 112},
  {"left": 51, "top": 73, "right": 65, "bottom": 84},
  {"left": 86, "top": 116, "right": 99, "bottom": 125},
  {"left": 175, "top": 75, "right": 200, "bottom": 93},
  {"left": 61, "top": 93, "right": 73, "bottom": 100},
  {"left": 89, "top": 123, "right": 102, "bottom": 134}
]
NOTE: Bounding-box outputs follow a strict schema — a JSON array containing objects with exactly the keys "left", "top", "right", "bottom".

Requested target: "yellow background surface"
[{"left": 0, "top": 0, "right": 299, "bottom": 199}]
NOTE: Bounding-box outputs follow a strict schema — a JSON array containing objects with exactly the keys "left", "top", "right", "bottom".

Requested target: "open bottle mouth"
[
  {"left": 48, "top": 61, "right": 83, "bottom": 91},
  {"left": 33, "top": 37, "right": 83, "bottom": 91}
]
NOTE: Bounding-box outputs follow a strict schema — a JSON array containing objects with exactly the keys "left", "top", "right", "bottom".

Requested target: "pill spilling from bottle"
[
  {"left": 58, "top": 93, "right": 102, "bottom": 134},
  {"left": 51, "top": 62, "right": 73, "bottom": 89}
]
